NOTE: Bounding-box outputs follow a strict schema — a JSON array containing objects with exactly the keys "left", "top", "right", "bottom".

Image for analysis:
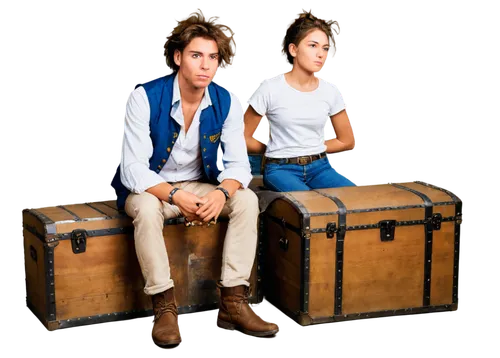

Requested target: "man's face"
[{"left": 174, "top": 37, "right": 219, "bottom": 90}]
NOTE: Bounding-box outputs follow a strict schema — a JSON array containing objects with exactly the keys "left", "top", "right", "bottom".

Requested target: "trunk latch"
[
  {"left": 71, "top": 229, "right": 87, "bottom": 254},
  {"left": 431, "top": 213, "right": 442, "bottom": 230},
  {"left": 379, "top": 220, "right": 396, "bottom": 241}
]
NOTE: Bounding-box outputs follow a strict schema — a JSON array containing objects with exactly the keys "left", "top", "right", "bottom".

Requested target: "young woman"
[{"left": 244, "top": 11, "right": 356, "bottom": 192}]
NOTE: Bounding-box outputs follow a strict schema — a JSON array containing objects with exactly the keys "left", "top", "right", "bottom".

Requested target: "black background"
[{"left": 14, "top": 1, "right": 467, "bottom": 354}]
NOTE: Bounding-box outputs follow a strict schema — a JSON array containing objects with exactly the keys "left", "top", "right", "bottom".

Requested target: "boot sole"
[
  {"left": 217, "top": 318, "right": 279, "bottom": 337},
  {"left": 152, "top": 337, "right": 182, "bottom": 348}
]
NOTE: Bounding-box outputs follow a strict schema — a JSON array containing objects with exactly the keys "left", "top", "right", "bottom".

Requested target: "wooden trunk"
[
  {"left": 23, "top": 200, "right": 262, "bottom": 331},
  {"left": 261, "top": 181, "right": 462, "bottom": 325}
]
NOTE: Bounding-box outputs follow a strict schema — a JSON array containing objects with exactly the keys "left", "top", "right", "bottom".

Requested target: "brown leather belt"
[{"left": 264, "top": 152, "right": 327, "bottom": 165}]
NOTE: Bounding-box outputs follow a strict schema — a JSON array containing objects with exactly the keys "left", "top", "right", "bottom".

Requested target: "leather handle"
[{"left": 29, "top": 245, "right": 37, "bottom": 262}]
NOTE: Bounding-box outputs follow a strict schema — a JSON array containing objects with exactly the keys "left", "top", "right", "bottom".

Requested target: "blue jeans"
[{"left": 263, "top": 157, "right": 356, "bottom": 192}]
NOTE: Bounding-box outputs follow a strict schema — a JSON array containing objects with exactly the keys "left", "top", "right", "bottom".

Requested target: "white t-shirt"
[{"left": 248, "top": 74, "right": 345, "bottom": 158}]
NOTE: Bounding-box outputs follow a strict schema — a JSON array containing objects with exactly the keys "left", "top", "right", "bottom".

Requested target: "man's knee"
[
  {"left": 230, "top": 188, "right": 259, "bottom": 212},
  {"left": 125, "top": 191, "right": 163, "bottom": 219}
]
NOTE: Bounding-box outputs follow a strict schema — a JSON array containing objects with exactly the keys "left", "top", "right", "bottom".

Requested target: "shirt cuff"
[
  {"left": 217, "top": 167, "right": 253, "bottom": 189},
  {"left": 121, "top": 163, "right": 165, "bottom": 194}
]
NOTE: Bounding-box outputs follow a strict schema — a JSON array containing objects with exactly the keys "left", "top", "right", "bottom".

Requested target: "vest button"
[
  {"left": 206, "top": 165, "right": 210, "bottom": 168},
  {"left": 203, "top": 135, "right": 207, "bottom": 139},
  {"left": 157, "top": 165, "right": 162, "bottom": 170},
  {"left": 167, "top": 147, "right": 171, "bottom": 152},
  {"left": 162, "top": 159, "right": 167, "bottom": 163},
  {"left": 203, "top": 148, "right": 207, "bottom": 152},
  {"left": 173, "top": 132, "right": 178, "bottom": 138}
]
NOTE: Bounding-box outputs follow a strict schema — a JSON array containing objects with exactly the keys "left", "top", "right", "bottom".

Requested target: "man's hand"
[
  {"left": 172, "top": 190, "right": 206, "bottom": 222},
  {"left": 196, "top": 189, "right": 226, "bottom": 222}
]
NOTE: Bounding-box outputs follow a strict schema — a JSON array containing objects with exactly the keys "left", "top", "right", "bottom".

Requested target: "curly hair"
[
  {"left": 282, "top": 10, "right": 340, "bottom": 65},
  {"left": 164, "top": 10, "right": 235, "bottom": 71}
]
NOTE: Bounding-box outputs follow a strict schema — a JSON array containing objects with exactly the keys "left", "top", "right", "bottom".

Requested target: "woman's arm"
[
  {"left": 245, "top": 105, "right": 266, "bottom": 154},
  {"left": 325, "top": 110, "right": 357, "bottom": 153}
]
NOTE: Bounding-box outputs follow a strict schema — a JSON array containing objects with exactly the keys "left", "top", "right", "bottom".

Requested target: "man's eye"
[
  {"left": 193, "top": 54, "right": 200, "bottom": 58},
  {"left": 210, "top": 55, "right": 218, "bottom": 60}
]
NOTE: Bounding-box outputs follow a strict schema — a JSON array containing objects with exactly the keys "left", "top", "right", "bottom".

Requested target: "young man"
[{"left": 111, "top": 11, "right": 278, "bottom": 348}]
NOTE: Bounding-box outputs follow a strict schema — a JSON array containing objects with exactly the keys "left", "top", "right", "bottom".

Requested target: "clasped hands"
[{"left": 171, "top": 189, "right": 226, "bottom": 225}]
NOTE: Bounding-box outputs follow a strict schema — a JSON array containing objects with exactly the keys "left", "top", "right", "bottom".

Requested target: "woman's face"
[{"left": 291, "top": 29, "right": 330, "bottom": 73}]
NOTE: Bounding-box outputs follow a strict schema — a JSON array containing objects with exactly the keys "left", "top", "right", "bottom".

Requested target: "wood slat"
[
  {"left": 316, "top": 184, "right": 424, "bottom": 211},
  {"left": 60, "top": 204, "right": 106, "bottom": 220},
  {"left": 430, "top": 222, "right": 455, "bottom": 305},
  {"left": 403, "top": 182, "right": 457, "bottom": 203},
  {"left": 36, "top": 206, "right": 74, "bottom": 222},
  {"left": 86, "top": 202, "right": 123, "bottom": 218}
]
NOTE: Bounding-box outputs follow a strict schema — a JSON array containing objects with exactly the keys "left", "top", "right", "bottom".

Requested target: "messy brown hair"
[
  {"left": 164, "top": 10, "right": 235, "bottom": 71},
  {"left": 282, "top": 10, "right": 340, "bottom": 65}
]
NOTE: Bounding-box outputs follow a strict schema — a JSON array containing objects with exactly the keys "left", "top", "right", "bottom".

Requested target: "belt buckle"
[{"left": 298, "top": 156, "right": 309, "bottom": 165}]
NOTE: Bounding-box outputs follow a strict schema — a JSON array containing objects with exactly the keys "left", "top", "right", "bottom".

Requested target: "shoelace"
[
  {"left": 153, "top": 300, "right": 177, "bottom": 322},
  {"left": 221, "top": 287, "right": 250, "bottom": 309}
]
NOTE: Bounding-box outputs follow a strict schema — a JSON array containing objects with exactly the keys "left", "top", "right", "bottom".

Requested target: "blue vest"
[{"left": 111, "top": 73, "right": 232, "bottom": 210}]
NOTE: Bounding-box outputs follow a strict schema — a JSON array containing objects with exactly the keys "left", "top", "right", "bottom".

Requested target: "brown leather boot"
[
  {"left": 217, "top": 285, "right": 279, "bottom": 337},
  {"left": 151, "top": 287, "right": 181, "bottom": 348}
]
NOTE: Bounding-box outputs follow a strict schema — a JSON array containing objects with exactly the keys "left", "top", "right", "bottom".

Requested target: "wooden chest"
[
  {"left": 23, "top": 200, "right": 262, "bottom": 331},
  {"left": 260, "top": 181, "right": 462, "bottom": 325}
]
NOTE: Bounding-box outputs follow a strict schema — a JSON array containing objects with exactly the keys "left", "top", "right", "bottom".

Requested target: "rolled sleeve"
[
  {"left": 120, "top": 87, "right": 165, "bottom": 193},
  {"left": 217, "top": 93, "right": 252, "bottom": 188}
]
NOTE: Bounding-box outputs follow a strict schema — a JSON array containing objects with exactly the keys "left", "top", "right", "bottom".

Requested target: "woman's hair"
[
  {"left": 164, "top": 10, "right": 235, "bottom": 71},
  {"left": 282, "top": 10, "right": 340, "bottom": 65}
]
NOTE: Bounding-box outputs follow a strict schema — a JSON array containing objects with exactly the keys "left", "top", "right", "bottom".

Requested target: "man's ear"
[
  {"left": 288, "top": 43, "right": 298, "bottom": 59},
  {"left": 174, "top": 49, "right": 182, "bottom": 67}
]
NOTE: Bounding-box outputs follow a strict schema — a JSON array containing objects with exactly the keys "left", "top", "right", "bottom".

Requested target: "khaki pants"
[{"left": 124, "top": 181, "right": 259, "bottom": 296}]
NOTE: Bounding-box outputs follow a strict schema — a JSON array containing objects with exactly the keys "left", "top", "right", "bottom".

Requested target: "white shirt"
[
  {"left": 120, "top": 74, "right": 252, "bottom": 194},
  {"left": 248, "top": 74, "right": 346, "bottom": 158}
]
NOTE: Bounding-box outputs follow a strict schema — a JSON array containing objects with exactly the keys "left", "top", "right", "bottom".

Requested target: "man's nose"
[{"left": 201, "top": 56, "right": 210, "bottom": 70}]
